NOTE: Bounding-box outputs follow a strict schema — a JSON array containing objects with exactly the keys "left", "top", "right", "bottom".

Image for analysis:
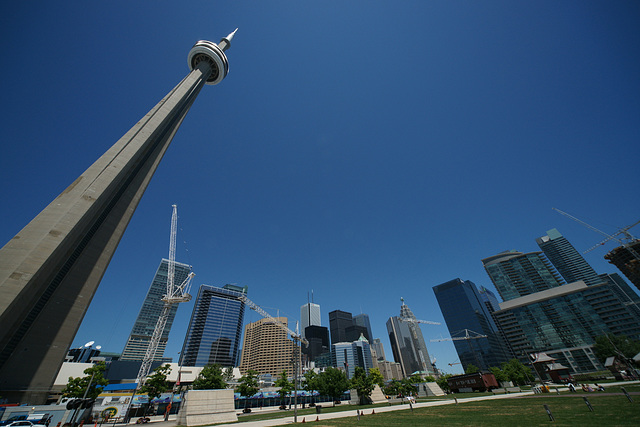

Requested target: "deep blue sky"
[{"left": 1, "top": 1, "right": 639, "bottom": 374}]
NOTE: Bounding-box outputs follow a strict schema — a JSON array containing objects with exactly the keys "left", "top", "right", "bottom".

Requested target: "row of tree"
[{"left": 62, "top": 334, "right": 640, "bottom": 404}]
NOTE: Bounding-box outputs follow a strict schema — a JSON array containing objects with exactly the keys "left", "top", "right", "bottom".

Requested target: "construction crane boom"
[
  {"left": 431, "top": 329, "right": 487, "bottom": 371},
  {"left": 136, "top": 205, "right": 195, "bottom": 385},
  {"left": 552, "top": 207, "right": 640, "bottom": 259},
  {"left": 430, "top": 329, "right": 487, "bottom": 343},
  {"left": 239, "top": 294, "right": 309, "bottom": 347},
  {"left": 398, "top": 297, "right": 441, "bottom": 325}
]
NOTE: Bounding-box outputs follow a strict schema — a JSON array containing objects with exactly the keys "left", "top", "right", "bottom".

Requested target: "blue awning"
[{"left": 103, "top": 383, "right": 138, "bottom": 391}]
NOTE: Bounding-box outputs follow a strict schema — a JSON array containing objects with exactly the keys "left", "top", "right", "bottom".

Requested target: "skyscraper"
[
  {"left": 353, "top": 314, "right": 373, "bottom": 342},
  {"left": 386, "top": 300, "right": 436, "bottom": 378},
  {"left": 120, "top": 259, "right": 192, "bottom": 361},
  {"left": 370, "top": 338, "right": 386, "bottom": 361},
  {"left": 536, "top": 228, "right": 600, "bottom": 285},
  {"left": 482, "top": 250, "right": 564, "bottom": 299},
  {"left": 482, "top": 251, "right": 604, "bottom": 373},
  {"left": 300, "top": 302, "right": 321, "bottom": 339},
  {"left": 302, "top": 325, "right": 330, "bottom": 363},
  {"left": 536, "top": 228, "right": 640, "bottom": 340},
  {"left": 433, "top": 278, "right": 512, "bottom": 372},
  {"left": 239, "top": 317, "right": 297, "bottom": 377},
  {"left": 179, "top": 284, "right": 246, "bottom": 367},
  {"left": 0, "top": 33, "right": 236, "bottom": 403},
  {"left": 331, "top": 335, "right": 373, "bottom": 379},
  {"left": 329, "top": 310, "right": 353, "bottom": 345}
]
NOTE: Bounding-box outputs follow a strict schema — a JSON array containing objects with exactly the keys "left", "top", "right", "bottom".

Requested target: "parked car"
[
  {"left": 0, "top": 416, "right": 27, "bottom": 426},
  {"left": 7, "top": 422, "right": 33, "bottom": 427}
]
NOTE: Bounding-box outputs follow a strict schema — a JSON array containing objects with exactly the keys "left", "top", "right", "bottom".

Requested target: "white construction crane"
[
  {"left": 552, "top": 207, "right": 640, "bottom": 259},
  {"left": 431, "top": 329, "right": 488, "bottom": 371},
  {"left": 136, "top": 205, "right": 195, "bottom": 385},
  {"left": 430, "top": 329, "right": 488, "bottom": 343}
]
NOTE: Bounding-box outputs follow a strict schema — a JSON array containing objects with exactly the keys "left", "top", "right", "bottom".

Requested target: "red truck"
[{"left": 447, "top": 372, "right": 499, "bottom": 392}]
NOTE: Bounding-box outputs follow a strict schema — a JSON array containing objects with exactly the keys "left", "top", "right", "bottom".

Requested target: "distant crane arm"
[{"left": 239, "top": 294, "right": 309, "bottom": 347}]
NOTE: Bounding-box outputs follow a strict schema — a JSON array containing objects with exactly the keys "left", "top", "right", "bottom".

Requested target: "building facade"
[
  {"left": 605, "top": 241, "right": 640, "bottom": 292},
  {"left": 303, "top": 325, "right": 330, "bottom": 363},
  {"left": 239, "top": 317, "right": 297, "bottom": 377},
  {"left": 329, "top": 310, "right": 353, "bottom": 345},
  {"left": 483, "top": 251, "right": 604, "bottom": 373},
  {"left": 433, "top": 278, "right": 512, "bottom": 372},
  {"left": 371, "top": 338, "right": 386, "bottom": 361},
  {"left": 331, "top": 335, "right": 373, "bottom": 379},
  {"left": 386, "top": 300, "right": 436, "bottom": 377},
  {"left": 121, "top": 259, "right": 192, "bottom": 361},
  {"left": 300, "top": 303, "right": 321, "bottom": 339},
  {"left": 353, "top": 314, "right": 373, "bottom": 342},
  {"left": 179, "top": 284, "right": 247, "bottom": 367},
  {"left": 537, "top": 229, "right": 640, "bottom": 340}
]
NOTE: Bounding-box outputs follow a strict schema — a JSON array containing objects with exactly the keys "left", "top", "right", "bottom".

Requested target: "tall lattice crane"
[{"left": 136, "top": 205, "right": 195, "bottom": 385}]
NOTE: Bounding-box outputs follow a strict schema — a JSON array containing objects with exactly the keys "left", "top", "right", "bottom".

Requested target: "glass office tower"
[
  {"left": 179, "top": 284, "right": 247, "bottom": 367},
  {"left": 331, "top": 335, "right": 373, "bottom": 379},
  {"left": 537, "top": 228, "right": 640, "bottom": 340},
  {"left": 121, "top": 259, "right": 192, "bottom": 361},
  {"left": 483, "top": 251, "right": 604, "bottom": 372},
  {"left": 433, "top": 278, "right": 511, "bottom": 371},
  {"left": 353, "top": 314, "right": 373, "bottom": 342},
  {"left": 300, "top": 302, "right": 321, "bottom": 339},
  {"left": 536, "top": 228, "right": 601, "bottom": 285},
  {"left": 329, "top": 310, "right": 353, "bottom": 345},
  {"left": 386, "top": 300, "right": 436, "bottom": 377}
]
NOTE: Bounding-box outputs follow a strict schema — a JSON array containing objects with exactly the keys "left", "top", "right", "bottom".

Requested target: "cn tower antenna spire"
[{"left": 219, "top": 28, "right": 238, "bottom": 52}]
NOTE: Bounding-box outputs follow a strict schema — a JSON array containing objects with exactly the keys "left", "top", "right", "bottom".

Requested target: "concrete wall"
[{"left": 176, "top": 390, "right": 236, "bottom": 426}]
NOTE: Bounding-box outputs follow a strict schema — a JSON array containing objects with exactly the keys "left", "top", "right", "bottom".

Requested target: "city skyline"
[{"left": 1, "top": 2, "right": 639, "bottom": 376}]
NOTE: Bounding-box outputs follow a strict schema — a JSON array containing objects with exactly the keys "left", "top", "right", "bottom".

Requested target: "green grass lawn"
[
  {"left": 297, "top": 395, "right": 640, "bottom": 426},
  {"left": 209, "top": 385, "right": 640, "bottom": 426}
]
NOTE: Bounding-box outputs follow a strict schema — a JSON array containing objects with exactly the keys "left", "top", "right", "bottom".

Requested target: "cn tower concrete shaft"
[{"left": 0, "top": 33, "right": 235, "bottom": 404}]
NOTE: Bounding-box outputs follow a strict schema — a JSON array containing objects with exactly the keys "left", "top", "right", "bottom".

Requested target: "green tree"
[
  {"left": 61, "top": 362, "right": 109, "bottom": 399},
  {"left": 368, "top": 367, "right": 385, "bottom": 388},
  {"left": 383, "top": 379, "right": 401, "bottom": 397},
  {"left": 222, "top": 366, "right": 234, "bottom": 385},
  {"left": 317, "top": 367, "right": 350, "bottom": 406},
  {"left": 398, "top": 377, "right": 418, "bottom": 398},
  {"left": 236, "top": 370, "right": 260, "bottom": 412},
  {"left": 489, "top": 366, "right": 508, "bottom": 383},
  {"left": 435, "top": 374, "right": 451, "bottom": 393},
  {"left": 465, "top": 363, "right": 480, "bottom": 374},
  {"left": 274, "top": 371, "right": 293, "bottom": 407},
  {"left": 350, "top": 367, "right": 374, "bottom": 405},
  {"left": 594, "top": 334, "right": 640, "bottom": 362},
  {"left": 501, "top": 359, "right": 533, "bottom": 386},
  {"left": 140, "top": 364, "right": 171, "bottom": 400},
  {"left": 408, "top": 373, "right": 424, "bottom": 384},
  {"left": 192, "top": 364, "right": 227, "bottom": 390},
  {"left": 303, "top": 370, "right": 320, "bottom": 404}
]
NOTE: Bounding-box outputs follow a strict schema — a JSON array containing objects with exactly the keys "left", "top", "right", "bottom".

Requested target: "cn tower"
[{"left": 0, "top": 30, "right": 237, "bottom": 404}]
